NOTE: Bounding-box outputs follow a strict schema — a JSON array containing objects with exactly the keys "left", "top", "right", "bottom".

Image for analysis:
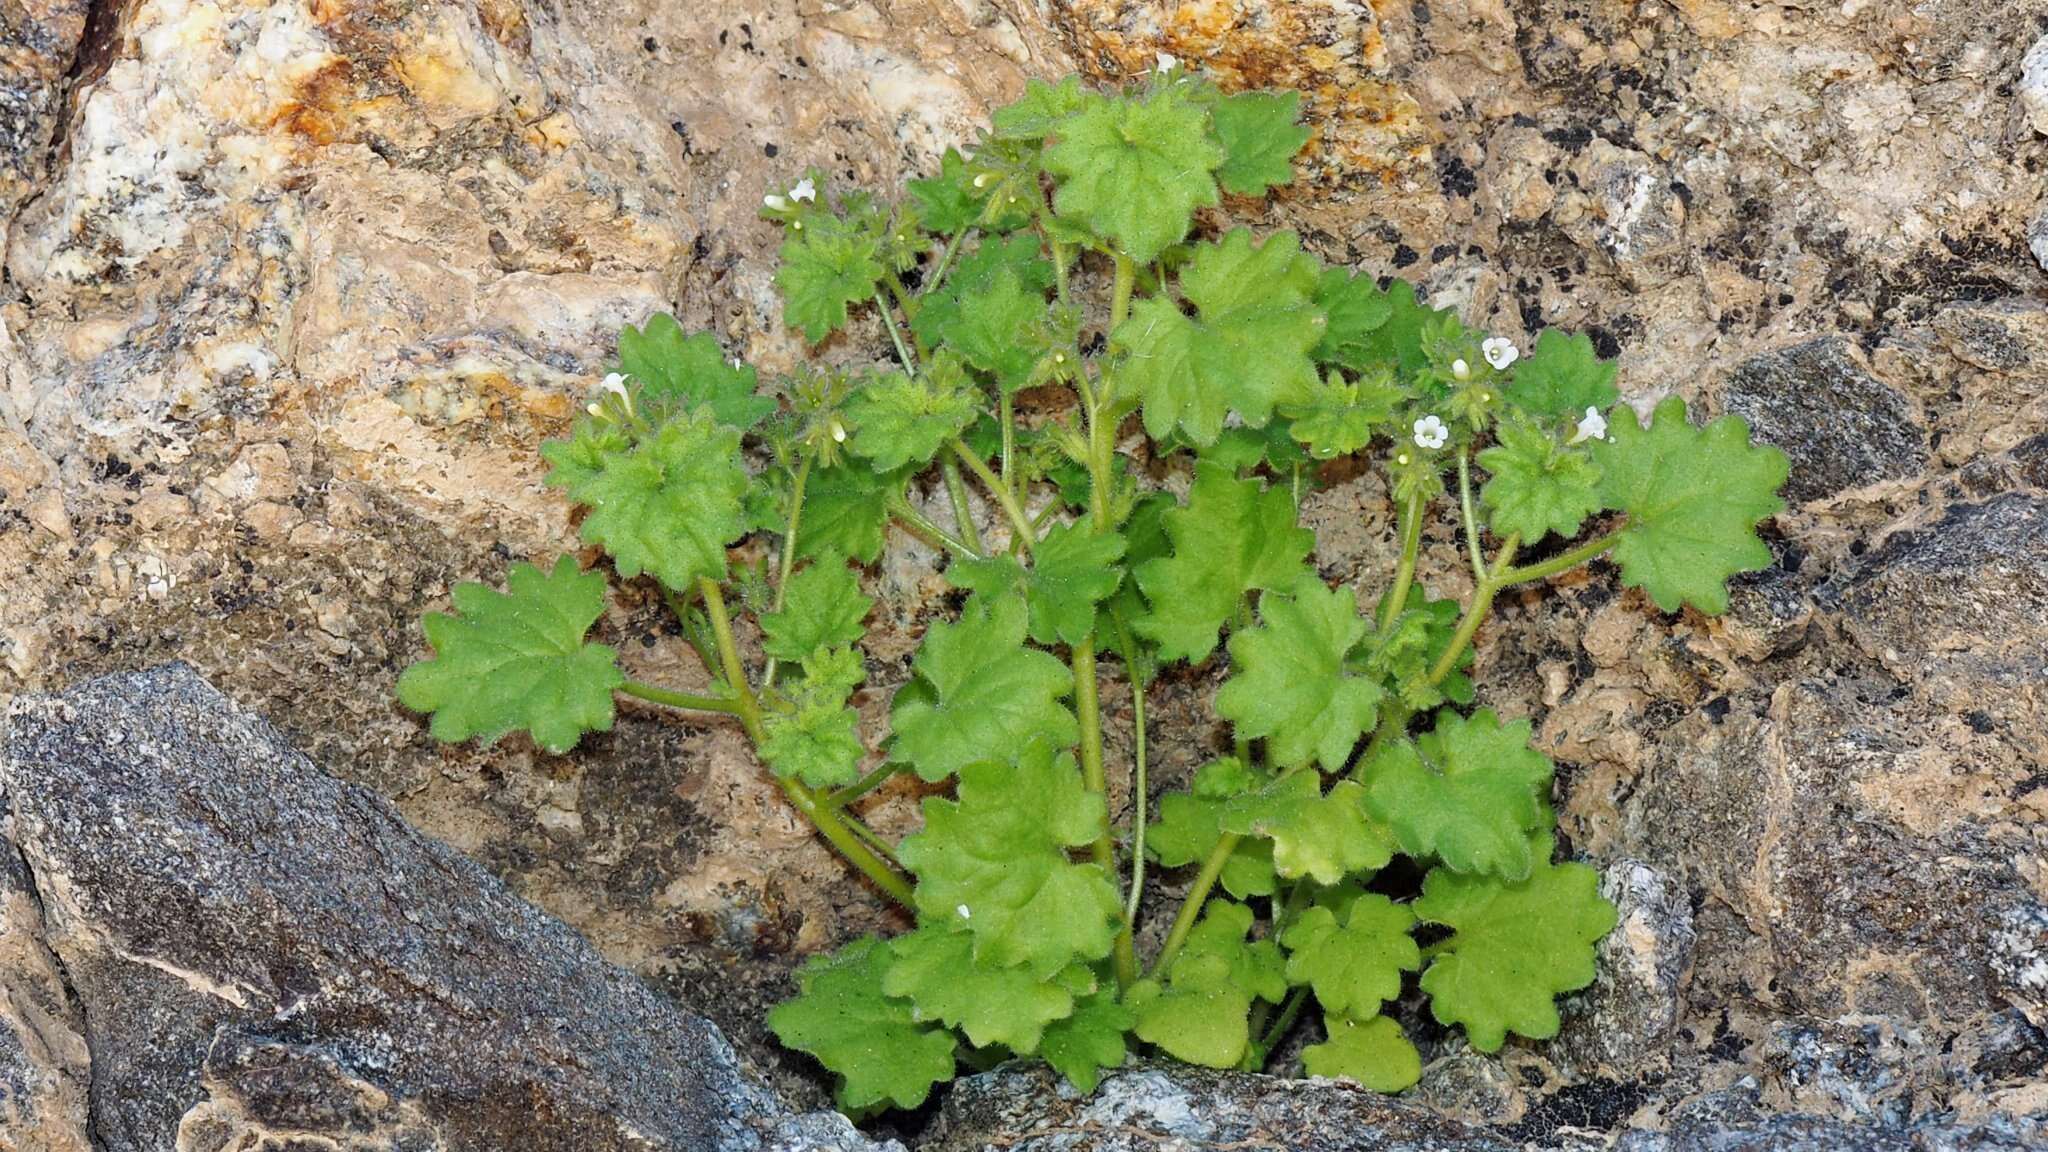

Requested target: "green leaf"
[
  {"left": 1506, "top": 329, "right": 1619, "bottom": 418},
  {"left": 1221, "top": 772, "right": 1394, "bottom": 885},
  {"left": 398, "top": 556, "right": 624, "bottom": 754},
  {"left": 898, "top": 746, "right": 1122, "bottom": 977},
  {"left": 1477, "top": 415, "right": 1603, "bottom": 542},
  {"left": 799, "top": 465, "right": 903, "bottom": 564},
  {"left": 1280, "top": 893, "right": 1420, "bottom": 1018},
  {"left": 907, "top": 147, "right": 983, "bottom": 234},
  {"left": 1591, "top": 397, "right": 1789, "bottom": 614},
  {"left": 889, "top": 595, "right": 1078, "bottom": 781},
  {"left": 1133, "top": 463, "right": 1313, "bottom": 663},
  {"left": 991, "top": 74, "right": 1091, "bottom": 141},
  {"left": 760, "top": 557, "right": 872, "bottom": 662},
  {"left": 1282, "top": 368, "right": 1403, "bottom": 459},
  {"left": 1359, "top": 590, "right": 1471, "bottom": 712},
  {"left": 1113, "top": 228, "right": 1324, "bottom": 446},
  {"left": 614, "top": 313, "right": 776, "bottom": 430},
  {"left": 1044, "top": 85, "right": 1224, "bottom": 263},
  {"left": 759, "top": 698, "right": 864, "bottom": 789},
  {"left": 1039, "top": 987, "right": 1134, "bottom": 1092},
  {"left": 1347, "top": 279, "right": 1446, "bottom": 378},
  {"left": 845, "top": 365, "right": 978, "bottom": 472},
  {"left": 542, "top": 411, "right": 749, "bottom": 590},
  {"left": 1302, "top": 1013, "right": 1421, "bottom": 1092},
  {"left": 883, "top": 925, "right": 1081, "bottom": 1051},
  {"left": 768, "top": 936, "right": 957, "bottom": 1111},
  {"left": 1216, "top": 573, "right": 1382, "bottom": 771},
  {"left": 1147, "top": 758, "right": 1278, "bottom": 899},
  {"left": 1312, "top": 269, "right": 1395, "bottom": 370},
  {"left": 799, "top": 645, "right": 867, "bottom": 702},
  {"left": 942, "top": 232, "right": 1058, "bottom": 298},
  {"left": 948, "top": 523, "right": 1126, "bottom": 647},
  {"left": 918, "top": 267, "right": 1048, "bottom": 390},
  {"left": 1207, "top": 89, "right": 1311, "bottom": 196},
  {"left": 1415, "top": 859, "right": 1619, "bottom": 1051},
  {"left": 1129, "top": 901, "right": 1284, "bottom": 1069},
  {"left": 1362, "top": 708, "right": 1554, "bottom": 880},
  {"left": 777, "top": 220, "right": 885, "bottom": 343}
]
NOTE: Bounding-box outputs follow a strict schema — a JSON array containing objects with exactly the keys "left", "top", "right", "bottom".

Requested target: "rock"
[
  {"left": 0, "top": 804, "right": 90, "bottom": 1152},
  {"left": 923, "top": 1064, "right": 2042, "bottom": 1152},
  {"left": 2021, "top": 36, "right": 2048, "bottom": 136},
  {"left": 0, "top": 663, "right": 891, "bottom": 1152},
  {"left": 1720, "top": 339, "right": 1928, "bottom": 504},
  {"left": 1554, "top": 861, "right": 1695, "bottom": 1081},
  {"left": 0, "top": 0, "right": 88, "bottom": 238},
  {"left": 2030, "top": 203, "right": 2048, "bottom": 273}
]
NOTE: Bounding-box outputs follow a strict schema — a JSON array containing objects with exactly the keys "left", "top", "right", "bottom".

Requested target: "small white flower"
[
  {"left": 599, "top": 372, "right": 631, "bottom": 401},
  {"left": 1413, "top": 414, "right": 1449, "bottom": 450},
  {"left": 972, "top": 172, "right": 991, "bottom": 190},
  {"left": 956, "top": 903, "right": 972, "bottom": 920},
  {"left": 762, "top": 193, "right": 787, "bottom": 210},
  {"left": 1155, "top": 51, "right": 1179, "bottom": 73},
  {"left": 1451, "top": 358, "right": 1472, "bottom": 381},
  {"left": 789, "top": 177, "right": 816, "bottom": 203},
  {"left": 1482, "top": 336, "right": 1519, "bottom": 371},
  {"left": 1567, "top": 406, "right": 1609, "bottom": 445},
  {"left": 829, "top": 416, "right": 847, "bottom": 444}
]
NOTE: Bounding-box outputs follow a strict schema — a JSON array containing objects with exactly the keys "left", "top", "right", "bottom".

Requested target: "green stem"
[
  {"left": 1252, "top": 987, "right": 1311, "bottom": 1068},
  {"left": 875, "top": 290, "right": 918, "bottom": 372},
  {"left": 1119, "top": 629, "right": 1150, "bottom": 930},
  {"left": 699, "top": 577, "right": 915, "bottom": 908},
  {"left": 1380, "top": 489, "right": 1424, "bottom": 632},
  {"left": 884, "top": 272, "right": 918, "bottom": 325},
  {"left": 951, "top": 440, "right": 1035, "bottom": 554},
  {"left": 1053, "top": 240, "right": 1074, "bottom": 303},
  {"left": 619, "top": 681, "right": 743, "bottom": 715},
  {"left": 1496, "top": 531, "right": 1621, "bottom": 588},
  {"left": 1426, "top": 536, "right": 1519, "bottom": 687},
  {"left": 939, "top": 457, "right": 985, "bottom": 553},
  {"left": 886, "top": 494, "right": 982, "bottom": 558},
  {"left": 778, "top": 778, "right": 915, "bottom": 905},
  {"left": 1110, "top": 254, "right": 1136, "bottom": 329},
  {"left": 1074, "top": 639, "right": 1137, "bottom": 987},
  {"left": 1149, "top": 832, "right": 1240, "bottom": 979},
  {"left": 923, "top": 226, "right": 968, "bottom": 297},
  {"left": 1000, "top": 392, "right": 1019, "bottom": 508},
  {"left": 760, "top": 456, "right": 812, "bottom": 689},
  {"left": 826, "top": 762, "right": 901, "bottom": 808},
  {"left": 1456, "top": 450, "right": 1487, "bottom": 583},
  {"left": 839, "top": 808, "right": 903, "bottom": 866}
]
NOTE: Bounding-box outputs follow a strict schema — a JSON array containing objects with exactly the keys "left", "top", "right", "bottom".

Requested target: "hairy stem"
[
  {"left": 825, "top": 762, "right": 901, "bottom": 808},
  {"left": 1456, "top": 450, "right": 1487, "bottom": 583},
  {"left": 923, "top": 226, "right": 968, "bottom": 297},
  {"left": 1074, "top": 639, "right": 1138, "bottom": 987},
  {"left": 619, "top": 680, "right": 743, "bottom": 715},
  {"left": 1496, "top": 531, "right": 1621, "bottom": 588},
  {"left": 1380, "top": 489, "right": 1424, "bottom": 631},
  {"left": 875, "top": 290, "right": 918, "bottom": 372},
  {"left": 1251, "top": 987, "right": 1311, "bottom": 1069},
  {"left": 1117, "top": 624, "right": 1150, "bottom": 930},
  {"left": 1426, "top": 536, "right": 1520, "bottom": 687},
  {"left": 1000, "top": 391, "right": 1018, "bottom": 505},
  {"left": 1148, "top": 832, "right": 1240, "bottom": 979},
  {"left": 759, "top": 455, "right": 812, "bottom": 689},
  {"left": 938, "top": 457, "right": 986, "bottom": 553},
  {"left": 886, "top": 494, "right": 983, "bottom": 558},
  {"left": 950, "top": 439, "right": 1036, "bottom": 554},
  {"left": 1110, "top": 253, "right": 1136, "bottom": 329}
]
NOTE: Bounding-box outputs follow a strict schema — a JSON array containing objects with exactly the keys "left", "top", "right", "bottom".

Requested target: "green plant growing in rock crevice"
[{"left": 397, "top": 67, "right": 1789, "bottom": 1113}]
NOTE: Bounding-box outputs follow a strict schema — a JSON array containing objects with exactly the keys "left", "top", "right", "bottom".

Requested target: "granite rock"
[{"left": 0, "top": 663, "right": 890, "bottom": 1152}]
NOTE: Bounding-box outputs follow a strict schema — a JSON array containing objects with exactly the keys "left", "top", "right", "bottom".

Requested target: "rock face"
[
  {"left": 0, "top": 663, "right": 887, "bottom": 1152},
  {"left": 0, "top": 0, "right": 2042, "bottom": 1143},
  {"left": 923, "top": 1064, "right": 2046, "bottom": 1152}
]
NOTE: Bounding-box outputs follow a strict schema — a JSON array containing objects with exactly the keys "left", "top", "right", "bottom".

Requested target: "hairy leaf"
[
  {"left": 614, "top": 313, "right": 776, "bottom": 430},
  {"left": 1362, "top": 708, "right": 1554, "bottom": 880},
  {"left": 1147, "top": 759, "right": 1278, "bottom": 899},
  {"left": 1282, "top": 368, "right": 1403, "bottom": 459},
  {"left": 846, "top": 365, "right": 979, "bottom": 473},
  {"left": 768, "top": 936, "right": 957, "bottom": 1111},
  {"left": 883, "top": 925, "right": 1081, "bottom": 1051},
  {"left": 1415, "top": 860, "right": 1618, "bottom": 1051},
  {"left": 398, "top": 556, "right": 623, "bottom": 754},
  {"left": 1302, "top": 1013, "right": 1422, "bottom": 1091},
  {"left": 1591, "top": 397, "right": 1790, "bottom": 614},
  {"left": 776, "top": 219, "right": 886, "bottom": 343},
  {"left": 760, "top": 557, "right": 872, "bottom": 662},
  {"left": 948, "top": 523, "right": 1126, "bottom": 648},
  {"left": 1506, "top": 329, "right": 1619, "bottom": 419},
  {"left": 1477, "top": 415, "right": 1603, "bottom": 543},
  {"left": 1206, "top": 89, "right": 1311, "bottom": 196},
  {"left": 1134, "top": 463, "right": 1314, "bottom": 663},
  {"left": 1216, "top": 573, "right": 1383, "bottom": 771},
  {"left": 1040, "top": 987, "right": 1134, "bottom": 1092},
  {"left": 799, "top": 465, "right": 903, "bottom": 564},
  {"left": 890, "top": 595, "right": 1078, "bottom": 781},
  {"left": 1044, "top": 84, "right": 1223, "bottom": 263},
  {"left": 1280, "top": 892, "right": 1420, "bottom": 1019},
  {"left": 542, "top": 410, "right": 749, "bottom": 591},
  {"left": 1221, "top": 772, "right": 1394, "bottom": 886}
]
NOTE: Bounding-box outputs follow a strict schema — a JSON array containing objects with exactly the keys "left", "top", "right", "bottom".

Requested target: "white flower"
[
  {"left": 1567, "top": 406, "right": 1608, "bottom": 445},
  {"left": 762, "top": 193, "right": 787, "bottom": 210},
  {"left": 956, "top": 903, "right": 972, "bottom": 920},
  {"left": 1451, "top": 358, "right": 1472, "bottom": 381},
  {"left": 1155, "top": 51, "right": 1179, "bottom": 73},
  {"left": 1482, "top": 336, "right": 1519, "bottom": 371},
  {"left": 1413, "top": 414, "right": 1449, "bottom": 450},
  {"left": 829, "top": 416, "right": 847, "bottom": 444},
  {"left": 789, "top": 177, "right": 816, "bottom": 203},
  {"left": 599, "top": 372, "right": 631, "bottom": 401}
]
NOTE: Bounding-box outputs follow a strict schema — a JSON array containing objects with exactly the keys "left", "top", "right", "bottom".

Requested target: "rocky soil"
[{"left": 0, "top": 0, "right": 2043, "bottom": 1146}]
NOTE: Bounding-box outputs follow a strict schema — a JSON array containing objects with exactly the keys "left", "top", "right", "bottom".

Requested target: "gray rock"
[
  {"left": 0, "top": 663, "right": 890, "bottom": 1152},
  {"left": 0, "top": 803, "right": 90, "bottom": 1151},
  {"left": 1554, "top": 860, "right": 1695, "bottom": 1081},
  {"left": 923, "top": 1064, "right": 2041, "bottom": 1152},
  {"left": 0, "top": 0, "right": 87, "bottom": 238},
  {"left": 1720, "top": 338, "right": 1927, "bottom": 503}
]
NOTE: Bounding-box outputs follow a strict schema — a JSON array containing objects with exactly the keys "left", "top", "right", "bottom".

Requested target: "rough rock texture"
[
  {"left": 923, "top": 1064, "right": 2047, "bottom": 1151},
  {"left": 0, "top": 663, "right": 889, "bottom": 1152},
  {"left": 0, "top": 0, "right": 2041, "bottom": 1142}
]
